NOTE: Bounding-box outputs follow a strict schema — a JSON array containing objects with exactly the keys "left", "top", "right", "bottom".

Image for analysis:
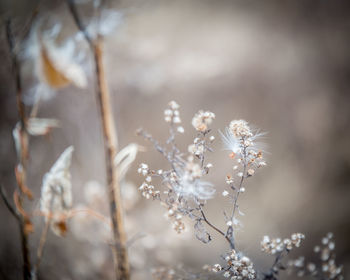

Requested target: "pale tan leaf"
[
  {"left": 27, "top": 118, "right": 60, "bottom": 136},
  {"left": 114, "top": 143, "right": 140, "bottom": 180}
]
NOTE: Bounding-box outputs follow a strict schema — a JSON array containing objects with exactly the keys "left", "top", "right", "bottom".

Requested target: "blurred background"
[{"left": 0, "top": 0, "right": 349, "bottom": 279}]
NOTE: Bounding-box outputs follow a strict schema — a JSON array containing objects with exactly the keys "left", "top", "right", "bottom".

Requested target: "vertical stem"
[
  {"left": 93, "top": 40, "right": 130, "bottom": 280},
  {"left": 6, "top": 19, "right": 32, "bottom": 280},
  {"left": 31, "top": 220, "right": 50, "bottom": 279}
]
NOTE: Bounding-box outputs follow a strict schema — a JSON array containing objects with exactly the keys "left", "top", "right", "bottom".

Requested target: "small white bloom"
[
  {"left": 192, "top": 110, "right": 215, "bottom": 132},
  {"left": 222, "top": 190, "right": 229, "bottom": 197},
  {"left": 177, "top": 126, "right": 184, "bottom": 133}
]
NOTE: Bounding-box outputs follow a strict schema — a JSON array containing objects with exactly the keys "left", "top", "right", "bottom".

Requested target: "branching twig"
[{"left": 199, "top": 208, "right": 235, "bottom": 249}]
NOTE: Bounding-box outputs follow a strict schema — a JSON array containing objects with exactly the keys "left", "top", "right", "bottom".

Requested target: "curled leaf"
[
  {"left": 39, "top": 47, "right": 70, "bottom": 88},
  {"left": 114, "top": 143, "right": 141, "bottom": 180},
  {"left": 37, "top": 40, "right": 87, "bottom": 89},
  {"left": 194, "top": 220, "right": 211, "bottom": 244}
]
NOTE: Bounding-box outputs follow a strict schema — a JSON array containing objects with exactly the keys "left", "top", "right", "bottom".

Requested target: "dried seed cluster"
[
  {"left": 261, "top": 233, "right": 305, "bottom": 254},
  {"left": 211, "top": 250, "right": 256, "bottom": 280},
  {"left": 288, "top": 233, "right": 343, "bottom": 279}
]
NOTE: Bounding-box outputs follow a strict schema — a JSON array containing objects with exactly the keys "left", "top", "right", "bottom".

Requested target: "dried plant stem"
[
  {"left": 0, "top": 185, "right": 20, "bottom": 221},
  {"left": 6, "top": 19, "right": 32, "bottom": 280},
  {"left": 225, "top": 147, "right": 247, "bottom": 250},
  {"left": 66, "top": 1, "right": 130, "bottom": 278},
  {"left": 31, "top": 220, "right": 50, "bottom": 279},
  {"left": 93, "top": 40, "right": 130, "bottom": 280},
  {"left": 200, "top": 209, "right": 235, "bottom": 249}
]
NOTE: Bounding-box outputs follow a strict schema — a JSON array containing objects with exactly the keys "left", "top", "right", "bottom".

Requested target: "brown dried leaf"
[
  {"left": 51, "top": 219, "right": 68, "bottom": 237},
  {"left": 24, "top": 217, "right": 34, "bottom": 235},
  {"left": 40, "top": 48, "right": 70, "bottom": 89}
]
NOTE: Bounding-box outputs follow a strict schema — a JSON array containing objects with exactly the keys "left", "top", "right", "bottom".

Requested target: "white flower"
[
  {"left": 191, "top": 110, "right": 215, "bottom": 132},
  {"left": 229, "top": 120, "right": 252, "bottom": 138},
  {"left": 177, "top": 126, "right": 185, "bottom": 133},
  {"left": 222, "top": 190, "right": 229, "bottom": 197}
]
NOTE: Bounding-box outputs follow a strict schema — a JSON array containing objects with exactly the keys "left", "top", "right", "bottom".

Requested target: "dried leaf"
[
  {"left": 38, "top": 42, "right": 87, "bottom": 89},
  {"left": 51, "top": 219, "right": 67, "bottom": 237},
  {"left": 194, "top": 220, "right": 211, "bottom": 244},
  {"left": 40, "top": 146, "right": 74, "bottom": 236},
  {"left": 40, "top": 47, "right": 71, "bottom": 88},
  {"left": 27, "top": 118, "right": 60, "bottom": 136}
]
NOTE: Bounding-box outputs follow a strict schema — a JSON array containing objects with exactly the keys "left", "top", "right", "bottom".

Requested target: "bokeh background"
[{"left": 0, "top": 0, "right": 350, "bottom": 279}]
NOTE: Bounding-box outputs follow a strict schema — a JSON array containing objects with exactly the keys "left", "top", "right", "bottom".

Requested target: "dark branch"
[
  {"left": 0, "top": 185, "right": 20, "bottom": 221},
  {"left": 66, "top": 0, "right": 93, "bottom": 46}
]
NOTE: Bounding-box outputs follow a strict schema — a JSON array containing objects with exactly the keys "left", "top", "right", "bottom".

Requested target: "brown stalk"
[
  {"left": 66, "top": 1, "right": 130, "bottom": 278},
  {"left": 93, "top": 38, "right": 130, "bottom": 280},
  {"left": 32, "top": 220, "right": 50, "bottom": 279},
  {"left": 6, "top": 19, "right": 32, "bottom": 280}
]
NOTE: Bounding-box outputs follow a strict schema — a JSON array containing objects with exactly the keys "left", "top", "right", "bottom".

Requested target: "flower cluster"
[
  {"left": 261, "top": 233, "right": 305, "bottom": 254},
  {"left": 191, "top": 110, "right": 215, "bottom": 132},
  {"left": 220, "top": 120, "right": 266, "bottom": 195},
  {"left": 288, "top": 233, "right": 343, "bottom": 279},
  {"left": 221, "top": 120, "right": 265, "bottom": 165},
  {"left": 138, "top": 182, "right": 160, "bottom": 199},
  {"left": 211, "top": 250, "right": 256, "bottom": 280},
  {"left": 137, "top": 102, "right": 218, "bottom": 238},
  {"left": 164, "top": 101, "right": 184, "bottom": 133},
  {"left": 229, "top": 120, "right": 252, "bottom": 138}
]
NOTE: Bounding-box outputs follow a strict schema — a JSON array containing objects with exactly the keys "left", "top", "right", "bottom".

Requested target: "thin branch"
[
  {"left": 230, "top": 169, "right": 245, "bottom": 221},
  {"left": 66, "top": 0, "right": 93, "bottom": 46},
  {"left": 6, "top": 19, "right": 32, "bottom": 280},
  {"left": 200, "top": 209, "right": 225, "bottom": 236},
  {"left": 0, "top": 185, "right": 20, "bottom": 221},
  {"left": 262, "top": 249, "right": 289, "bottom": 280},
  {"left": 225, "top": 144, "right": 248, "bottom": 249},
  {"left": 67, "top": 1, "right": 130, "bottom": 278},
  {"left": 93, "top": 38, "right": 130, "bottom": 280},
  {"left": 31, "top": 220, "right": 50, "bottom": 279},
  {"left": 200, "top": 209, "right": 235, "bottom": 249}
]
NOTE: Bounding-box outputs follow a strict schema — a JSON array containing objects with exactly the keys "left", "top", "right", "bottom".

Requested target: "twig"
[
  {"left": 200, "top": 209, "right": 235, "bottom": 249},
  {"left": 262, "top": 249, "right": 289, "bottom": 280},
  {"left": 66, "top": 0, "right": 93, "bottom": 46},
  {"left": 66, "top": 1, "right": 130, "bottom": 278},
  {"left": 31, "top": 220, "right": 50, "bottom": 279},
  {"left": 0, "top": 185, "right": 20, "bottom": 221},
  {"left": 225, "top": 145, "right": 248, "bottom": 249},
  {"left": 93, "top": 38, "right": 130, "bottom": 280},
  {"left": 6, "top": 19, "right": 32, "bottom": 280}
]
